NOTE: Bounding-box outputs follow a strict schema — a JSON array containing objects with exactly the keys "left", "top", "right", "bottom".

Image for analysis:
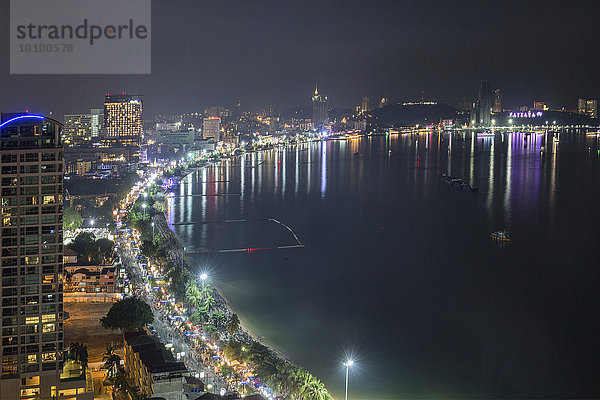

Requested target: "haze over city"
[{"left": 2, "top": 0, "right": 600, "bottom": 117}]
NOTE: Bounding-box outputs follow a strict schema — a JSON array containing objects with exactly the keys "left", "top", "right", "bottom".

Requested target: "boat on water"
[
  {"left": 490, "top": 230, "right": 511, "bottom": 242},
  {"left": 439, "top": 173, "right": 478, "bottom": 192},
  {"left": 439, "top": 173, "right": 461, "bottom": 185}
]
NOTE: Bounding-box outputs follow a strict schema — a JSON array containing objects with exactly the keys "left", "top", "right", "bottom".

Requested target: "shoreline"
[{"left": 160, "top": 160, "right": 297, "bottom": 365}]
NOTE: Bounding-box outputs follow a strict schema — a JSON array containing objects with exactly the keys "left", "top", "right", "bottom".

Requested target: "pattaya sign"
[{"left": 509, "top": 111, "right": 543, "bottom": 118}]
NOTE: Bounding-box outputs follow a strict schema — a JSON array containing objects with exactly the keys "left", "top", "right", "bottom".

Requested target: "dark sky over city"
[{"left": 1, "top": 0, "right": 600, "bottom": 118}]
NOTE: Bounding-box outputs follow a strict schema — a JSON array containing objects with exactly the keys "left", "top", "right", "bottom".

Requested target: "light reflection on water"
[{"left": 167, "top": 129, "right": 600, "bottom": 399}]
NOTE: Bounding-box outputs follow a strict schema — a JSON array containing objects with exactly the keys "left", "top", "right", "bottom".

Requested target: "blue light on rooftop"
[{"left": 0, "top": 114, "right": 45, "bottom": 129}]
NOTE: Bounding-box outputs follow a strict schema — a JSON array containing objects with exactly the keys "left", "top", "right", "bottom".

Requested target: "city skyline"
[{"left": 2, "top": 1, "right": 600, "bottom": 118}]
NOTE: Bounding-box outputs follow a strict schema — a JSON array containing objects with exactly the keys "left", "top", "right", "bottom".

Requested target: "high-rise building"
[
  {"left": 90, "top": 109, "right": 104, "bottom": 139},
  {"left": 533, "top": 101, "right": 548, "bottom": 111},
  {"left": 587, "top": 100, "right": 598, "bottom": 118},
  {"left": 492, "top": 89, "right": 502, "bottom": 113},
  {"left": 102, "top": 93, "right": 143, "bottom": 147},
  {"left": 62, "top": 114, "right": 91, "bottom": 148},
  {"left": 578, "top": 98, "right": 587, "bottom": 115},
  {"left": 360, "top": 97, "right": 369, "bottom": 114},
  {"left": 312, "top": 85, "right": 328, "bottom": 128},
  {"left": 202, "top": 117, "right": 221, "bottom": 141},
  {"left": 478, "top": 80, "right": 491, "bottom": 126},
  {"left": 0, "top": 113, "right": 91, "bottom": 399},
  {"left": 577, "top": 98, "right": 598, "bottom": 118}
]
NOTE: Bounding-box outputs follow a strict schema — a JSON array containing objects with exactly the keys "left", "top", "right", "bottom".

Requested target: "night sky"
[{"left": 1, "top": 0, "right": 600, "bottom": 118}]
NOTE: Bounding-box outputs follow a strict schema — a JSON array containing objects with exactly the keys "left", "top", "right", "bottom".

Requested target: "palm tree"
[
  {"left": 272, "top": 364, "right": 295, "bottom": 397},
  {"left": 68, "top": 342, "right": 89, "bottom": 371},
  {"left": 302, "top": 377, "right": 330, "bottom": 400},
  {"left": 200, "top": 292, "right": 216, "bottom": 315},
  {"left": 226, "top": 313, "right": 240, "bottom": 335},
  {"left": 291, "top": 369, "right": 312, "bottom": 399},
  {"left": 79, "top": 344, "right": 89, "bottom": 371},
  {"left": 200, "top": 281, "right": 212, "bottom": 300},
  {"left": 185, "top": 281, "right": 202, "bottom": 309},
  {"left": 102, "top": 343, "right": 121, "bottom": 378}
]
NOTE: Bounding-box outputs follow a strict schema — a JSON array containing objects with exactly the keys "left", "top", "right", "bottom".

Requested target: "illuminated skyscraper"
[
  {"left": 578, "top": 98, "right": 587, "bottom": 115},
  {"left": 312, "top": 85, "right": 328, "bottom": 128},
  {"left": 90, "top": 109, "right": 104, "bottom": 140},
  {"left": 478, "top": 80, "right": 491, "bottom": 126},
  {"left": 361, "top": 97, "right": 369, "bottom": 114},
  {"left": 586, "top": 100, "right": 598, "bottom": 118},
  {"left": 62, "top": 114, "right": 91, "bottom": 148},
  {"left": 0, "top": 113, "right": 91, "bottom": 399},
  {"left": 492, "top": 89, "right": 502, "bottom": 113},
  {"left": 577, "top": 98, "right": 597, "bottom": 118},
  {"left": 202, "top": 117, "right": 221, "bottom": 141},
  {"left": 102, "top": 93, "right": 143, "bottom": 147}
]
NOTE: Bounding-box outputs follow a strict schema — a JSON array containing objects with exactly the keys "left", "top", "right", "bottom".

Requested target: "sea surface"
[{"left": 167, "top": 130, "right": 600, "bottom": 399}]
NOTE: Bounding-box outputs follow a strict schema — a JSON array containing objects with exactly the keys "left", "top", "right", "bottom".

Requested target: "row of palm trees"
[
  {"left": 222, "top": 340, "right": 332, "bottom": 400},
  {"left": 270, "top": 364, "right": 331, "bottom": 400}
]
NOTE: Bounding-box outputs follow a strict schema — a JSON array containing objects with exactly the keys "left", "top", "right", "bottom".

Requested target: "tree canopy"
[
  {"left": 100, "top": 297, "right": 154, "bottom": 331},
  {"left": 67, "top": 232, "right": 114, "bottom": 264},
  {"left": 63, "top": 208, "right": 83, "bottom": 231}
]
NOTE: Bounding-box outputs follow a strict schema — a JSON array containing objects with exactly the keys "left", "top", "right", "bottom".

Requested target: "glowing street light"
[
  {"left": 90, "top": 219, "right": 95, "bottom": 227},
  {"left": 343, "top": 359, "right": 354, "bottom": 400},
  {"left": 200, "top": 272, "right": 208, "bottom": 290},
  {"left": 142, "top": 203, "right": 147, "bottom": 217},
  {"left": 151, "top": 222, "right": 155, "bottom": 238}
]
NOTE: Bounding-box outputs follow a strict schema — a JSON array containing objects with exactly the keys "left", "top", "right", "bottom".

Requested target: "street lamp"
[
  {"left": 90, "top": 219, "right": 95, "bottom": 227},
  {"left": 343, "top": 360, "right": 353, "bottom": 400},
  {"left": 151, "top": 222, "right": 155, "bottom": 238},
  {"left": 142, "top": 203, "right": 147, "bottom": 217}
]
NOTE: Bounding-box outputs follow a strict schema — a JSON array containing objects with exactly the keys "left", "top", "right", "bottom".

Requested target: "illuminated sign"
[
  {"left": 509, "top": 111, "right": 543, "bottom": 118},
  {"left": 0, "top": 114, "right": 44, "bottom": 129}
]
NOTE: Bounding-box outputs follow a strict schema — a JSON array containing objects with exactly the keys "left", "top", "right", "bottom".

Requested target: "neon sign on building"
[{"left": 509, "top": 111, "right": 543, "bottom": 118}]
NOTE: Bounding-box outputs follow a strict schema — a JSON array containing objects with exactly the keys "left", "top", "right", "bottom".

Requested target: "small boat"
[
  {"left": 439, "top": 173, "right": 461, "bottom": 185},
  {"left": 440, "top": 173, "right": 477, "bottom": 192},
  {"left": 490, "top": 230, "right": 511, "bottom": 242}
]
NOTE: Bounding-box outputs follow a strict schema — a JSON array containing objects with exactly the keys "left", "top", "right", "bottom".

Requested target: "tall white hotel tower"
[{"left": 0, "top": 114, "right": 91, "bottom": 400}]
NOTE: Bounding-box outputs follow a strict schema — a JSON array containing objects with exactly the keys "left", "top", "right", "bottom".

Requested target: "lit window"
[
  {"left": 42, "top": 323, "right": 55, "bottom": 333},
  {"left": 27, "top": 354, "right": 37, "bottom": 363},
  {"left": 20, "top": 387, "right": 40, "bottom": 397},
  {"left": 41, "top": 352, "right": 56, "bottom": 362},
  {"left": 25, "top": 316, "right": 39, "bottom": 325},
  {"left": 41, "top": 314, "right": 55, "bottom": 323},
  {"left": 42, "top": 196, "right": 55, "bottom": 205},
  {"left": 23, "top": 257, "right": 39, "bottom": 265},
  {"left": 21, "top": 375, "right": 40, "bottom": 386}
]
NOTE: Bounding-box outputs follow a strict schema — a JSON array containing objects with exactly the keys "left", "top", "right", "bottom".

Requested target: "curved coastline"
[{"left": 162, "top": 160, "right": 297, "bottom": 362}]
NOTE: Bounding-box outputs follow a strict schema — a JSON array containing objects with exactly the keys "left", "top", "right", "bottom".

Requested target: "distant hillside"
[{"left": 370, "top": 103, "right": 457, "bottom": 126}]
